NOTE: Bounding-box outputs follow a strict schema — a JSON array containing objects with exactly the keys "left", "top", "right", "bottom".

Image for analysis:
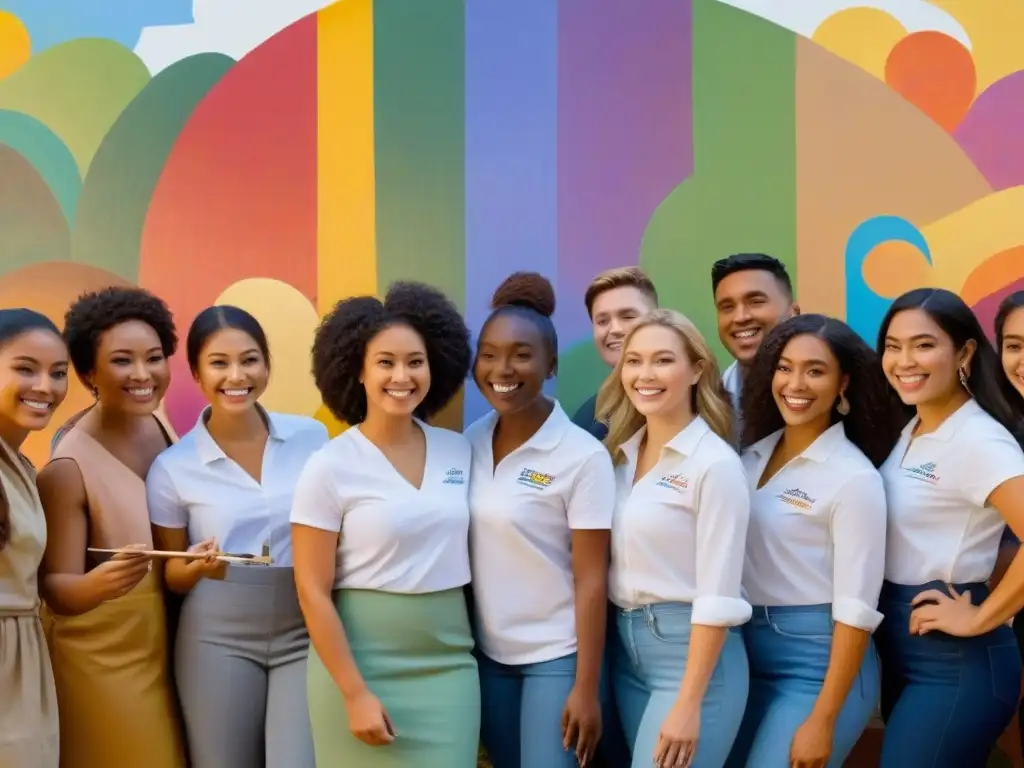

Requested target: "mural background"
[{"left": 1, "top": 0, "right": 1022, "bottom": 465}]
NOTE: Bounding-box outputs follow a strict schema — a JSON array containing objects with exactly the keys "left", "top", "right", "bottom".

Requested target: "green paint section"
[
  {"left": 0, "top": 110, "right": 80, "bottom": 222},
  {"left": 639, "top": 0, "right": 797, "bottom": 366},
  {"left": 558, "top": 341, "right": 609, "bottom": 422},
  {"left": 73, "top": 53, "right": 236, "bottom": 282},
  {"left": 372, "top": 0, "right": 465, "bottom": 308},
  {"left": 0, "top": 145, "right": 71, "bottom": 270},
  {"left": 0, "top": 38, "right": 150, "bottom": 175}
]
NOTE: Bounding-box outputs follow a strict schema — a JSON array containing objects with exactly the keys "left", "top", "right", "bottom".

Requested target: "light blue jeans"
[
  {"left": 612, "top": 602, "right": 749, "bottom": 768},
  {"left": 477, "top": 651, "right": 578, "bottom": 768},
  {"left": 725, "top": 605, "right": 879, "bottom": 768}
]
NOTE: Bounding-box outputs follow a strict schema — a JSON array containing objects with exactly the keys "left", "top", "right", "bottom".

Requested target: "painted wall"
[{"left": 0, "top": 0, "right": 1022, "bottom": 465}]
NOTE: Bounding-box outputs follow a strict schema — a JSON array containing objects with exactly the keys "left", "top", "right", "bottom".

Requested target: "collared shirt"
[
  {"left": 743, "top": 423, "right": 886, "bottom": 631},
  {"left": 722, "top": 361, "right": 743, "bottom": 440},
  {"left": 571, "top": 394, "right": 608, "bottom": 441},
  {"left": 881, "top": 398, "right": 1024, "bottom": 585},
  {"left": 609, "top": 417, "right": 751, "bottom": 626},
  {"left": 466, "top": 402, "right": 615, "bottom": 665},
  {"left": 290, "top": 421, "right": 472, "bottom": 594},
  {"left": 147, "top": 408, "right": 329, "bottom": 567}
]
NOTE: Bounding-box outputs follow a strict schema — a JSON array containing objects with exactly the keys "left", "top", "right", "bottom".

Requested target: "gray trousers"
[{"left": 174, "top": 565, "right": 313, "bottom": 768}]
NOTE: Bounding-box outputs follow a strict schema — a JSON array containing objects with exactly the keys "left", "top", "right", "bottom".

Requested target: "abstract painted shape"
[
  {"left": 961, "top": 246, "right": 1024, "bottom": 308},
  {"left": 0, "top": 145, "right": 70, "bottom": 270},
  {"left": 885, "top": 31, "right": 976, "bottom": 132},
  {"left": 0, "top": 38, "right": 150, "bottom": 172},
  {"left": 795, "top": 37, "right": 990, "bottom": 320},
  {"left": 0, "top": 261, "right": 131, "bottom": 465},
  {"left": 0, "top": 109, "right": 80, "bottom": 221},
  {"left": 641, "top": 0, "right": 795, "bottom": 365},
  {"left": 973, "top": 275, "right": 1024, "bottom": 339},
  {"left": 73, "top": 52, "right": 234, "bottom": 281},
  {"left": 139, "top": 14, "right": 317, "bottom": 435},
  {"left": 954, "top": 70, "right": 1024, "bottom": 191},
  {"left": 811, "top": 6, "right": 906, "bottom": 81},
  {"left": 928, "top": 0, "right": 1024, "bottom": 92},
  {"left": 0, "top": 0, "right": 192, "bottom": 54},
  {"left": 0, "top": 10, "right": 30, "bottom": 79}
]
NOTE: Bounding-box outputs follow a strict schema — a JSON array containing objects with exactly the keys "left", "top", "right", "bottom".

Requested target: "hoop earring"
[
  {"left": 958, "top": 365, "right": 972, "bottom": 394},
  {"left": 836, "top": 392, "right": 850, "bottom": 416}
]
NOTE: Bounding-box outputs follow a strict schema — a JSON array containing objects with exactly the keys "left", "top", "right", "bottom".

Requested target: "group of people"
[{"left": 1, "top": 253, "right": 1023, "bottom": 768}]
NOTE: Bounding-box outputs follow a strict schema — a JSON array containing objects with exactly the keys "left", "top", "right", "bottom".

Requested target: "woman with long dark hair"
[
  {"left": 874, "top": 287, "right": 1024, "bottom": 766},
  {"left": 725, "top": 314, "right": 904, "bottom": 768}
]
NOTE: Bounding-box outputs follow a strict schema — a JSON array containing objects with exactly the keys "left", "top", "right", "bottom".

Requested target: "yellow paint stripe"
[{"left": 317, "top": 0, "right": 376, "bottom": 314}]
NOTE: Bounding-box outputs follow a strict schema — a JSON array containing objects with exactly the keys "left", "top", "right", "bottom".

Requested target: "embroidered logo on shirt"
[
  {"left": 443, "top": 468, "right": 466, "bottom": 485},
  {"left": 777, "top": 487, "right": 815, "bottom": 510},
  {"left": 903, "top": 461, "right": 939, "bottom": 484},
  {"left": 656, "top": 474, "right": 689, "bottom": 492},
  {"left": 518, "top": 469, "right": 555, "bottom": 489}
]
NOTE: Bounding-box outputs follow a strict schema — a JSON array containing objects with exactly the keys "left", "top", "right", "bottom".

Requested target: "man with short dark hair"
[{"left": 711, "top": 253, "right": 799, "bottom": 431}]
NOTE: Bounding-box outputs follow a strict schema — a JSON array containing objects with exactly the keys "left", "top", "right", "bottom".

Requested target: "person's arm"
[{"left": 38, "top": 459, "right": 151, "bottom": 615}]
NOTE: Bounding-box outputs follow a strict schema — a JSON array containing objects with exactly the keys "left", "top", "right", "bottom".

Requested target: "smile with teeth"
[
  {"left": 21, "top": 398, "right": 51, "bottom": 412},
  {"left": 491, "top": 382, "right": 521, "bottom": 394},
  {"left": 222, "top": 387, "right": 252, "bottom": 397},
  {"left": 732, "top": 328, "right": 759, "bottom": 339},
  {"left": 896, "top": 374, "right": 927, "bottom": 385},
  {"left": 127, "top": 387, "right": 153, "bottom": 397},
  {"left": 782, "top": 395, "right": 812, "bottom": 407},
  {"left": 635, "top": 387, "right": 664, "bottom": 396},
  {"left": 385, "top": 389, "right": 414, "bottom": 398}
]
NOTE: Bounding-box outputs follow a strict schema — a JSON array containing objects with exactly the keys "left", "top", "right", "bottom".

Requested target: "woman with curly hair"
[
  {"left": 874, "top": 288, "right": 1024, "bottom": 766},
  {"left": 596, "top": 309, "right": 750, "bottom": 768},
  {"left": 0, "top": 309, "right": 69, "bottom": 768},
  {"left": 37, "top": 287, "right": 186, "bottom": 767},
  {"left": 725, "top": 314, "right": 904, "bottom": 768},
  {"left": 290, "top": 281, "right": 479, "bottom": 767},
  {"left": 465, "top": 273, "right": 614, "bottom": 768}
]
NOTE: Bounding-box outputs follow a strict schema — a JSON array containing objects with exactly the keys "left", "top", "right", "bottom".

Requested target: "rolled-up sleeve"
[
  {"left": 692, "top": 459, "right": 752, "bottom": 627},
  {"left": 831, "top": 470, "right": 887, "bottom": 631}
]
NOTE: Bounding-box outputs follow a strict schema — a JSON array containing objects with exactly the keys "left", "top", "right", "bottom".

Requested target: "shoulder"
[
  {"left": 560, "top": 420, "right": 610, "bottom": 462},
  {"left": 463, "top": 411, "right": 497, "bottom": 447},
  {"left": 425, "top": 422, "right": 471, "bottom": 453},
  {"left": 570, "top": 394, "right": 598, "bottom": 426},
  {"left": 831, "top": 435, "right": 878, "bottom": 476},
  {"left": 697, "top": 428, "right": 744, "bottom": 470},
  {"left": 38, "top": 456, "right": 86, "bottom": 508},
  {"left": 270, "top": 412, "right": 330, "bottom": 440},
  {"left": 151, "top": 428, "right": 199, "bottom": 465}
]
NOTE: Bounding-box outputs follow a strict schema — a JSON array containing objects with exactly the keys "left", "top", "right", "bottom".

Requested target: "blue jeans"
[
  {"left": 725, "top": 605, "right": 879, "bottom": 768},
  {"left": 478, "top": 651, "right": 578, "bottom": 768},
  {"left": 612, "top": 602, "right": 749, "bottom": 768},
  {"left": 876, "top": 580, "right": 1022, "bottom": 767}
]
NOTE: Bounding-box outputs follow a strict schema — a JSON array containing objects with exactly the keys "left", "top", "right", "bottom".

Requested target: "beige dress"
[
  {"left": 42, "top": 426, "right": 186, "bottom": 768},
  {"left": 0, "top": 439, "right": 59, "bottom": 768}
]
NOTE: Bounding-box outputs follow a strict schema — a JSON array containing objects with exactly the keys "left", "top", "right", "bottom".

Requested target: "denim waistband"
[
  {"left": 614, "top": 600, "right": 692, "bottom": 616},
  {"left": 880, "top": 580, "right": 987, "bottom": 604},
  {"left": 750, "top": 603, "right": 831, "bottom": 621}
]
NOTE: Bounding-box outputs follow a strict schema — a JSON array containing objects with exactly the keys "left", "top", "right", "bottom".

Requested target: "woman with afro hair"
[
  {"left": 465, "top": 273, "right": 615, "bottom": 768},
  {"left": 290, "top": 281, "right": 479, "bottom": 767},
  {"left": 37, "top": 287, "right": 186, "bottom": 768}
]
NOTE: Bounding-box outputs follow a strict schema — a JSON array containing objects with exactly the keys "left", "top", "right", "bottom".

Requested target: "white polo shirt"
[
  {"left": 881, "top": 398, "right": 1024, "bottom": 585},
  {"left": 609, "top": 416, "right": 752, "bottom": 626},
  {"left": 147, "top": 408, "right": 329, "bottom": 567},
  {"left": 466, "top": 402, "right": 615, "bottom": 665},
  {"left": 742, "top": 423, "right": 886, "bottom": 631},
  {"left": 289, "top": 421, "right": 472, "bottom": 593}
]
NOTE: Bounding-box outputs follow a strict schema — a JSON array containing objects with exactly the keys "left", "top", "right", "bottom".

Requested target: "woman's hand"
[
  {"left": 910, "top": 585, "right": 982, "bottom": 637},
  {"left": 654, "top": 697, "right": 700, "bottom": 767},
  {"left": 344, "top": 689, "right": 396, "bottom": 747},
  {"left": 184, "top": 537, "right": 225, "bottom": 580},
  {"left": 789, "top": 713, "right": 834, "bottom": 767},
  {"left": 86, "top": 543, "right": 152, "bottom": 602},
  {"left": 562, "top": 684, "right": 602, "bottom": 766}
]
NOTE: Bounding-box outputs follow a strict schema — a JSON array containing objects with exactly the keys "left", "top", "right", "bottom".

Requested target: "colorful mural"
[{"left": 0, "top": 0, "right": 1022, "bottom": 465}]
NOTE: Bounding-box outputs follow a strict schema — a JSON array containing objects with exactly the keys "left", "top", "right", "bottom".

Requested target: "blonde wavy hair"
[{"left": 595, "top": 309, "right": 735, "bottom": 463}]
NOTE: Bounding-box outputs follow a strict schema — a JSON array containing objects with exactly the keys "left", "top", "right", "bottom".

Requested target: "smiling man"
[
  {"left": 571, "top": 267, "right": 658, "bottom": 440},
  {"left": 712, "top": 253, "right": 799, "bottom": 425}
]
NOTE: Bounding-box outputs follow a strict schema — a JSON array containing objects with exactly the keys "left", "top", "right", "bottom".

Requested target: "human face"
[
  {"left": 0, "top": 329, "right": 69, "bottom": 439},
  {"left": 591, "top": 286, "right": 656, "bottom": 368},
  {"left": 621, "top": 324, "right": 701, "bottom": 420},
  {"left": 881, "top": 309, "right": 970, "bottom": 407},
  {"left": 1000, "top": 306, "right": 1024, "bottom": 398},
  {"left": 773, "top": 334, "right": 848, "bottom": 431},
  {"left": 89, "top": 320, "right": 170, "bottom": 415},
  {"left": 474, "top": 314, "right": 552, "bottom": 416},
  {"left": 194, "top": 328, "right": 269, "bottom": 414},
  {"left": 715, "top": 270, "right": 795, "bottom": 365},
  {"left": 361, "top": 323, "right": 430, "bottom": 419}
]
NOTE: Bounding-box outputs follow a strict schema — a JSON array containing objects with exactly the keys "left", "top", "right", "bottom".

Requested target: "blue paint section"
[
  {"left": 845, "top": 215, "right": 931, "bottom": 345},
  {"left": 463, "top": 0, "right": 558, "bottom": 425},
  {"left": 0, "top": 0, "right": 192, "bottom": 52}
]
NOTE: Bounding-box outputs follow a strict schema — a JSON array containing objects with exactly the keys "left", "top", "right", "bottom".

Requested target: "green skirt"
[{"left": 308, "top": 587, "right": 480, "bottom": 767}]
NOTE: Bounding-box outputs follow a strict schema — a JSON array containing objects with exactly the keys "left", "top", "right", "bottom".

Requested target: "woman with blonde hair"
[{"left": 597, "top": 309, "right": 750, "bottom": 768}]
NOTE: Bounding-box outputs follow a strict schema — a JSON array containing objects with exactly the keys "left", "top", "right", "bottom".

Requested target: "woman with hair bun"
[
  {"left": 290, "top": 281, "right": 479, "bottom": 766},
  {"left": 466, "top": 272, "right": 614, "bottom": 768}
]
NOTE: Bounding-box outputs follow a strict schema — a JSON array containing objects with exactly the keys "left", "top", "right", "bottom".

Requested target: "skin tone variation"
[
  {"left": 714, "top": 270, "right": 797, "bottom": 368},
  {"left": 590, "top": 286, "right": 656, "bottom": 369}
]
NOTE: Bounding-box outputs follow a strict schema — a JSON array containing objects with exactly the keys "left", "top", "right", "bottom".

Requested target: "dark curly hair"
[
  {"left": 63, "top": 287, "right": 178, "bottom": 378},
  {"left": 479, "top": 272, "right": 558, "bottom": 370},
  {"left": 312, "top": 281, "right": 471, "bottom": 424},
  {"left": 741, "top": 314, "right": 907, "bottom": 467}
]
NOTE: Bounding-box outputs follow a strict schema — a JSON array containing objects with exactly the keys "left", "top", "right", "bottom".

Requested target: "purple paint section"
[
  {"left": 556, "top": 0, "right": 694, "bottom": 342},
  {"left": 954, "top": 71, "right": 1024, "bottom": 191},
  {"left": 464, "top": 0, "right": 559, "bottom": 424}
]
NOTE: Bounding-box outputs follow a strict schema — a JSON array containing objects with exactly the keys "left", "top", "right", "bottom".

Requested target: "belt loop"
[{"left": 761, "top": 605, "right": 771, "bottom": 622}]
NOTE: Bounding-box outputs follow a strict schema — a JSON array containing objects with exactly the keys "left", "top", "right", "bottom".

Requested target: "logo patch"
[
  {"left": 903, "top": 462, "right": 939, "bottom": 485},
  {"left": 777, "top": 487, "right": 815, "bottom": 510},
  {"left": 518, "top": 469, "right": 555, "bottom": 489},
  {"left": 443, "top": 468, "right": 466, "bottom": 485},
  {"left": 656, "top": 474, "right": 689, "bottom": 492}
]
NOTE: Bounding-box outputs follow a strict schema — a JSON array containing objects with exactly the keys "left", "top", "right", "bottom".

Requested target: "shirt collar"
[
  {"left": 901, "top": 397, "right": 981, "bottom": 443},
  {"left": 476, "top": 400, "right": 572, "bottom": 453},
  {"left": 748, "top": 421, "right": 847, "bottom": 464},
  {"left": 193, "top": 404, "right": 288, "bottom": 464},
  {"left": 620, "top": 416, "right": 711, "bottom": 466}
]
